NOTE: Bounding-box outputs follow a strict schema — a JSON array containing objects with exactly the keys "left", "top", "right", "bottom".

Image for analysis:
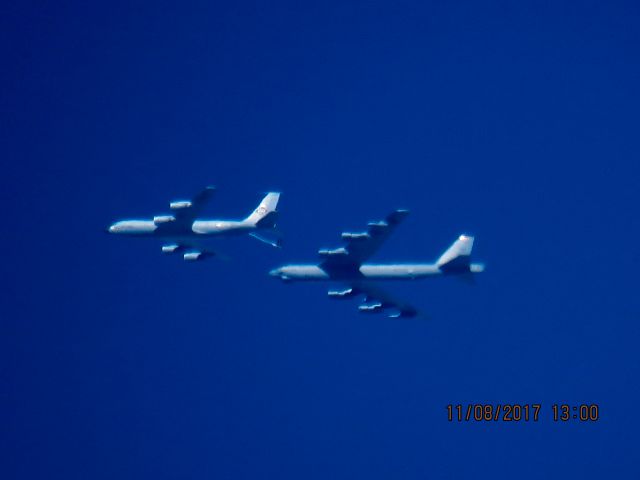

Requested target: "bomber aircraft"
[
  {"left": 107, "top": 186, "right": 281, "bottom": 261},
  {"left": 269, "top": 210, "right": 484, "bottom": 317}
]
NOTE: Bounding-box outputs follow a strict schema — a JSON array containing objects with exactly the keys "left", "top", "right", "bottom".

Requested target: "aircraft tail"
[
  {"left": 436, "top": 235, "right": 480, "bottom": 273},
  {"left": 246, "top": 192, "right": 280, "bottom": 228}
]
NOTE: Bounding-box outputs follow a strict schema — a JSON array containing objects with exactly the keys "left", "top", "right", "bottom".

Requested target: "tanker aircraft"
[
  {"left": 107, "top": 186, "right": 281, "bottom": 261},
  {"left": 269, "top": 210, "right": 484, "bottom": 317}
]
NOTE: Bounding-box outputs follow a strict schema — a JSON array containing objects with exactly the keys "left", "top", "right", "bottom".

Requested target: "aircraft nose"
[
  {"left": 106, "top": 224, "right": 117, "bottom": 234},
  {"left": 269, "top": 268, "right": 281, "bottom": 277}
]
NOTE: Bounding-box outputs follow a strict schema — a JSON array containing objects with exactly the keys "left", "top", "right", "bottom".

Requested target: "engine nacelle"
[
  {"left": 358, "top": 302, "right": 384, "bottom": 313},
  {"left": 170, "top": 200, "right": 192, "bottom": 210},
  {"left": 388, "top": 308, "right": 418, "bottom": 319},
  {"left": 341, "top": 232, "right": 369, "bottom": 240},
  {"left": 470, "top": 263, "right": 485, "bottom": 273},
  {"left": 327, "top": 288, "right": 355, "bottom": 299},
  {"left": 318, "top": 247, "right": 348, "bottom": 257},
  {"left": 183, "top": 251, "right": 204, "bottom": 261},
  {"left": 162, "top": 244, "right": 180, "bottom": 254},
  {"left": 153, "top": 215, "right": 176, "bottom": 225}
]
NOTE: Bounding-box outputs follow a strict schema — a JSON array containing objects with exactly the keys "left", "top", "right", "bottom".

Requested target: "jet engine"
[
  {"left": 341, "top": 232, "right": 369, "bottom": 240},
  {"left": 327, "top": 288, "right": 355, "bottom": 299},
  {"left": 318, "top": 247, "right": 348, "bottom": 257},
  {"left": 153, "top": 215, "right": 176, "bottom": 225},
  {"left": 183, "top": 251, "right": 214, "bottom": 261},
  {"left": 170, "top": 201, "right": 192, "bottom": 210},
  {"left": 358, "top": 302, "right": 384, "bottom": 313},
  {"left": 183, "top": 251, "right": 204, "bottom": 261},
  {"left": 162, "top": 244, "right": 180, "bottom": 254}
]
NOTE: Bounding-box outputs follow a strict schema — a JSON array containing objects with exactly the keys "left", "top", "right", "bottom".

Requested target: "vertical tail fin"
[
  {"left": 436, "top": 235, "right": 474, "bottom": 272},
  {"left": 246, "top": 192, "right": 280, "bottom": 228}
]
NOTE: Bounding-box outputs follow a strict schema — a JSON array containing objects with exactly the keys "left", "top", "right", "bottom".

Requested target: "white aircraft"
[
  {"left": 269, "top": 210, "right": 484, "bottom": 317},
  {"left": 107, "top": 186, "right": 281, "bottom": 261}
]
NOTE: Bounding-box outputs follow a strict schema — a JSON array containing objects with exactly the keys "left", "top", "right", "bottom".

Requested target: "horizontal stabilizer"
[{"left": 249, "top": 232, "right": 282, "bottom": 248}]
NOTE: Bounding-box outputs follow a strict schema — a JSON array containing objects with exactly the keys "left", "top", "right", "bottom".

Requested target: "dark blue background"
[{"left": 2, "top": 1, "right": 639, "bottom": 478}]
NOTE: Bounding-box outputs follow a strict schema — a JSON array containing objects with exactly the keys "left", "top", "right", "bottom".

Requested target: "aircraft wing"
[
  {"left": 319, "top": 209, "right": 409, "bottom": 267},
  {"left": 328, "top": 282, "right": 418, "bottom": 318},
  {"left": 168, "top": 186, "right": 216, "bottom": 223}
]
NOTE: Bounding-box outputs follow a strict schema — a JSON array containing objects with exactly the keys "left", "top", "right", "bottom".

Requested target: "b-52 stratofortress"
[
  {"left": 107, "top": 187, "right": 281, "bottom": 261},
  {"left": 269, "top": 210, "right": 484, "bottom": 317}
]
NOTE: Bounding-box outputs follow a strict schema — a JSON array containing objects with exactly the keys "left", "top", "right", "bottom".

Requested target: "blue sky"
[{"left": 2, "top": 1, "right": 639, "bottom": 478}]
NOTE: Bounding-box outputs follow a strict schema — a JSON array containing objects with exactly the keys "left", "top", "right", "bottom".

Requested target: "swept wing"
[
  {"left": 329, "top": 282, "right": 418, "bottom": 318},
  {"left": 319, "top": 209, "right": 409, "bottom": 267},
  {"left": 168, "top": 186, "right": 216, "bottom": 223}
]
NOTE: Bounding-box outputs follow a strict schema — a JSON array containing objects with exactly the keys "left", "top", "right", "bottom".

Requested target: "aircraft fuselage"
[
  {"left": 269, "top": 263, "right": 484, "bottom": 282},
  {"left": 107, "top": 219, "right": 256, "bottom": 237}
]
